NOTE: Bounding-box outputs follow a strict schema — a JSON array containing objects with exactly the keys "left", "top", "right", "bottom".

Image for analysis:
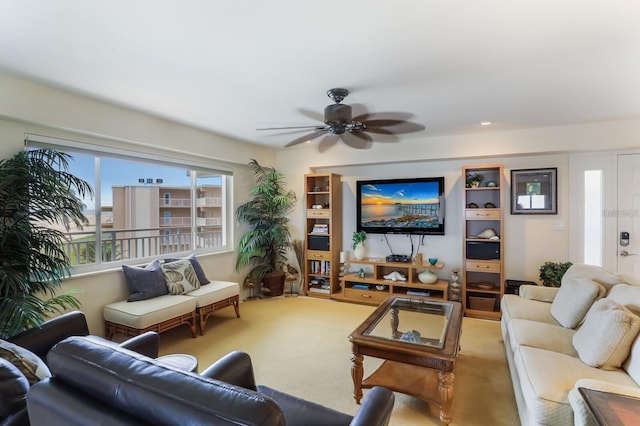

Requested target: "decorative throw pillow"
[
  {"left": 0, "top": 339, "right": 51, "bottom": 385},
  {"left": 122, "top": 259, "right": 168, "bottom": 302},
  {"left": 573, "top": 298, "right": 640, "bottom": 370},
  {"left": 550, "top": 275, "right": 602, "bottom": 328},
  {"left": 164, "top": 254, "right": 210, "bottom": 285},
  {"left": 606, "top": 284, "right": 640, "bottom": 315},
  {"left": 0, "top": 358, "right": 29, "bottom": 418},
  {"left": 161, "top": 259, "right": 201, "bottom": 295}
]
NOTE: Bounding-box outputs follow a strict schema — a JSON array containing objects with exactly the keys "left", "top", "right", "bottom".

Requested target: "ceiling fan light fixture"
[{"left": 480, "top": 121, "right": 493, "bottom": 126}]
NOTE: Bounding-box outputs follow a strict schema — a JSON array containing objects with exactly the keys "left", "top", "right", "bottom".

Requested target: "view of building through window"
[{"left": 29, "top": 145, "right": 228, "bottom": 270}]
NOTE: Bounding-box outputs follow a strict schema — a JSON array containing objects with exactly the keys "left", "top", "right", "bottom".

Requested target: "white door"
[{"left": 617, "top": 154, "right": 640, "bottom": 276}]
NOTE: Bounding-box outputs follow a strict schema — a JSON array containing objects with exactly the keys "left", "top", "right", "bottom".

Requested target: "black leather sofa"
[
  {"left": 27, "top": 336, "right": 395, "bottom": 425},
  {"left": 1, "top": 311, "right": 158, "bottom": 426}
]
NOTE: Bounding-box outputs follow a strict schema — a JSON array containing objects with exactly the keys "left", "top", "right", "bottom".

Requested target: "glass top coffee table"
[{"left": 349, "top": 296, "right": 463, "bottom": 425}]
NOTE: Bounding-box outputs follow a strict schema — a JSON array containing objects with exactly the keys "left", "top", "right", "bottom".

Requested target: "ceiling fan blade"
[
  {"left": 284, "top": 130, "right": 328, "bottom": 148},
  {"left": 364, "top": 120, "right": 426, "bottom": 134},
  {"left": 257, "top": 124, "right": 324, "bottom": 131},
  {"left": 353, "top": 112, "right": 414, "bottom": 122},
  {"left": 318, "top": 134, "right": 339, "bottom": 153},
  {"left": 363, "top": 127, "right": 399, "bottom": 143},
  {"left": 342, "top": 131, "right": 373, "bottom": 149}
]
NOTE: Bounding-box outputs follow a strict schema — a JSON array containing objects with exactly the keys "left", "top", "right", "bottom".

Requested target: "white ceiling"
[{"left": 2, "top": 1, "right": 640, "bottom": 150}]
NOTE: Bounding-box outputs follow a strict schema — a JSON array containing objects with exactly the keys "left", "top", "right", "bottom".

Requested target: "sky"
[
  {"left": 70, "top": 152, "right": 198, "bottom": 210},
  {"left": 360, "top": 181, "right": 440, "bottom": 205}
]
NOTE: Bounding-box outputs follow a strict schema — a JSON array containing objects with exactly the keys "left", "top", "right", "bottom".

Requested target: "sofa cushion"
[
  {"left": 508, "top": 319, "right": 578, "bottom": 356},
  {"left": 550, "top": 275, "right": 602, "bottom": 329},
  {"left": 162, "top": 259, "right": 201, "bottom": 295},
  {"left": 165, "top": 254, "right": 210, "bottom": 285},
  {"left": 606, "top": 284, "right": 640, "bottom": 314},
  {"left": 564, "top": 263, "right": 626, "bottom": 293},
  {"left": 514, "top": 345, "right": 637, "bottom": 425},
  {"left": 0, "top": 357, "right": 29, "bottom": 418},
  {"left": 501, "top": 294, "right": 558, "bottom": 328},
  {"left": 573, "top": 298, "right": 640, "bottom": 370},
  {"left": 0, "top": 339, "right": 51, "bottom": 385},
  {"left": 122, "top": 259, "right": 168, "bottom": 302}
]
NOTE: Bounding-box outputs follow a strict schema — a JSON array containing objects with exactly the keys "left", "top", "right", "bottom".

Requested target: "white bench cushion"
[
  {"left": 185, "top": 281, "right": 239, "bottom": 307},
  {"left": 104, "top": 295, "right": 196, "bottom": 329}
]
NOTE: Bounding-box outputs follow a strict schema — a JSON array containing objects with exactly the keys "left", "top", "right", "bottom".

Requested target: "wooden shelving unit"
[
  {"left": 462, "top": 164, "right": 505, "bottom": 320},
  {"left": 339, "top": 258, "right": 448, "bottom": 305},
  {"left": 304, "top": 173, "right": 342, "bottom": 298}
]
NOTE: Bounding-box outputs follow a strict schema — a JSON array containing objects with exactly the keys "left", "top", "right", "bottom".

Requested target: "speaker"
[
  {"left": 466, "top": 241, "right": 500, "bottom": 260},
  {"left": 309, "top": 235, "right": 330, "bottom": 251}
]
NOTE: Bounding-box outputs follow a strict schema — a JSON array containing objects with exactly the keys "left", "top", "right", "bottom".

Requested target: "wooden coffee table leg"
[
  {"left": 438, "top": 370, "right": 455, "bottom": 424},
  {"left": 351, "top": 352, "right": 364, "bottom": 404}
]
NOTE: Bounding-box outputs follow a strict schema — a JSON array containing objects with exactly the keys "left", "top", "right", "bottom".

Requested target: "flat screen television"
[{"left": 356, "top": 177, "right": 445, "bottom": 235}]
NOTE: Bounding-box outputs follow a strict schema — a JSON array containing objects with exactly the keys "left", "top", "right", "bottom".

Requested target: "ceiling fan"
[{"left": 258, "top": 88, "right": 425, "bottom": 150}]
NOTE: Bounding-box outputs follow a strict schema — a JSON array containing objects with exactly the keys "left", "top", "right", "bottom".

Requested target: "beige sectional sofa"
[{"left": 500, "top": 264, "right": 640, "bottom": 426}]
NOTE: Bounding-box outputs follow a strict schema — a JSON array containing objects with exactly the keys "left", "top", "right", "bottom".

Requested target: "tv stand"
[{"left": 337, "top": 258, "right": 448, "bottom": 305}]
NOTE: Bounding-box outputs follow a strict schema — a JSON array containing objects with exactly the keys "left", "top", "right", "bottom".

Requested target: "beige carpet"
[{"left": 158, "top": 297, "right": 519, "bottom": 425}]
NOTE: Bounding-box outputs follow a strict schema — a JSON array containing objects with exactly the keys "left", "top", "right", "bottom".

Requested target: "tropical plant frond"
[{"left": 0, "top": 148, "right": 91, "bottom": 339}]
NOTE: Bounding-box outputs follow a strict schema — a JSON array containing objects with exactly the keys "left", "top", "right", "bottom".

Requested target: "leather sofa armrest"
[
  {"left": 518, "top": 285, "right": 559, "bottom": 302},
  {"left": 7, "top": 311, "right": 89, "bottom": 360},
  {"left": 118, "top": 332, "right": 159, "bottom": 358},
  {"left": 200, "top": 351, "right": 258, "bottom": 391},
  {"left": 350, "top": 386, "right": 395, "bottom": 426}
]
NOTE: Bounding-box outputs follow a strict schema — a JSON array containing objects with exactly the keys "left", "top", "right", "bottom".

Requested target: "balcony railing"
[
  {"left": 63, "top": 226, "right": 223, "bottom": 266},
  {"left": 196, "top": 217, "right": 222, "bottom": 226},
  {"left": 160, "top": 198, "right": 190, "bottom": 207},
  {"left": 196, "top": 197, "right": 223, "bottom": 207}
]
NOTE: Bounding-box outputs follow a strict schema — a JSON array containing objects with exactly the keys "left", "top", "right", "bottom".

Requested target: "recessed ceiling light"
[{"left": 480, "top": 121, "right": 493, "bottom": 126}]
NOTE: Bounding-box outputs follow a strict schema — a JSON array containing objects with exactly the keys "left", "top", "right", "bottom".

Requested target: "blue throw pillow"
[
  {"left": 164, "top": 254, "right": 210, "bottom": 285},
  {"left": 123, "top": 259, "right": 168, "bottom": 301}
]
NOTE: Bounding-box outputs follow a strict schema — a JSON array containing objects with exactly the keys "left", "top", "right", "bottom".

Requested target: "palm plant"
[
  {"left": 0, "top": 148, "right": 93, "bottom": 338},
  {"left": 235, "top": 159, "right": 296, "bottom": 296}
]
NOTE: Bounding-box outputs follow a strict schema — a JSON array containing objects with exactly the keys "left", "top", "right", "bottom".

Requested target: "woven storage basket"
[{"left": 469, "top": 295, "right": 495, "bottom": 311}]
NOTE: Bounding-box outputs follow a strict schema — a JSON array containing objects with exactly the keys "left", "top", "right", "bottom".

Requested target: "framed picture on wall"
[{"left": 511, "top": 168, "right": 557, "bottom": 214}]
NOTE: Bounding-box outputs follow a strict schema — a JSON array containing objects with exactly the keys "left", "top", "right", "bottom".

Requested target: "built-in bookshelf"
[
  {"left": 304, "top": 173, "right": 342, "bottom": 297},
  {"left": 462, "top": 163, "right": 505, "bottom": 320}
]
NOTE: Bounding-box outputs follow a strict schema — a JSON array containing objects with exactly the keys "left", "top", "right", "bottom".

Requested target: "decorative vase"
[
  {"left": 418, "top": 268, "right": 438, "bottom": 284},
  {"left": 450, "top": 270, "right": 461, "bottom": 301},
  {"left": 354, "top": 243, "right": 365, "bottom": 260}
]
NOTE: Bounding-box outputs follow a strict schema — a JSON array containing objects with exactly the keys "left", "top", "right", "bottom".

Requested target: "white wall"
[
  {"left": 276, "top": 119, "right": 640, "bottom": 286},
  {"left": 280, "top": 154, "right": 568, "bottom": 285},
  {"left": 2, "top": 71, "right": 639, "bottom": 333},
  {"left": 0, "top": 73, "right": 277, "bottom": 334}
]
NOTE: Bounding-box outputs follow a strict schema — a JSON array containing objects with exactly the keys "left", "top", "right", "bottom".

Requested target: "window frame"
[{"left": 25, "top": 134, "right": 234, "bottom": 275}]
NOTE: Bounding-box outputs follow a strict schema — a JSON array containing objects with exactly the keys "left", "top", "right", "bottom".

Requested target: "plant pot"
[
  {"left": 262, "top": 271, "right": 286, "bottom": 297},
  {"left": 354, "top": 243, "right": 365, "bottom": 260}
]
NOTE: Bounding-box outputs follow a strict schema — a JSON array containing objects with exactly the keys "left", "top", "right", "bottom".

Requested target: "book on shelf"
[
  {"left": 407, "top": 290, "right": 430, "bottom": 297},
  {"left": 311, "top": 224, "right": 329, "bottom": 234},
  {"left": 353, "top": 284, "right": 370, "bottom": 290},
  {"left": 309, "top": 287, "right": 330, "bottom": 294}
]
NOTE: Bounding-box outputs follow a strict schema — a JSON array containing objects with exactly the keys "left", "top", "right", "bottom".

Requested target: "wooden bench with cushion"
[{"left": 103, "top": 256, "right": 240, "bottom": 339}]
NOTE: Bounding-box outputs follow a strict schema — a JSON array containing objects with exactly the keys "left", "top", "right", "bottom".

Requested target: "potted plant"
[
  {"left": 0, "top": 148, "right": 93, "bottom": 339},
  {"left": 235, "top": 159, "right": 296, "bottom": 297},
  {"left": 539, "top": 261, "right": 573, "bottom": 287},
  {"left": 466, "top": 173, "right": 484, "bottom": 188},
  {"left": 352, "top": 230, "right": 367, "bottom": 260}
]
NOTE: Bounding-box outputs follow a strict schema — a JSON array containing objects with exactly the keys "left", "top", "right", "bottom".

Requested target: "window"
[
  {"left": 26, "top": 135, "right": 232, "bottom": 273},
  {"left": 584, "top": 170, "right": 603, "bottom": 266}
]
